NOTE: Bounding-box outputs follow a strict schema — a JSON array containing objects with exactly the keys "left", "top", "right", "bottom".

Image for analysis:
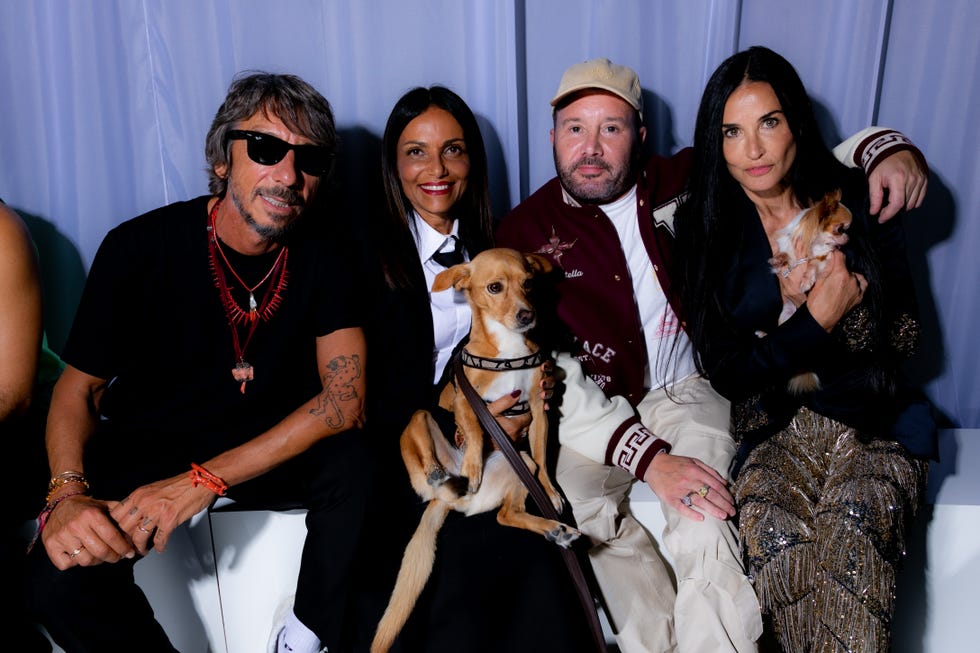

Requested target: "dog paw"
[
  {"left": 460, "top": 464, "right": 483, "bottom": 494},
  {"left": 426, "top": 466, "right": 450, "bottom": 487},
  {"left": 465, "top": 477, "right": 482, "bottom": 495},
  {"left": 545, "top": 524, "right": 581, "bottom": 549},
  {"left": 547, "top": 491, "right": 565, "bottom": 513},
  {"left": 768, "top": 253, "right": 790, "bottom": 273}
]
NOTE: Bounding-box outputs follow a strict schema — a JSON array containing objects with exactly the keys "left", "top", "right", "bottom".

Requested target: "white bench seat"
[{"left": 46, "top": 429, "right": 980, "bottom": 653}]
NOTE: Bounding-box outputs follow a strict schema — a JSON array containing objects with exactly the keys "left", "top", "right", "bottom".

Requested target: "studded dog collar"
[{"left": 458, "top": 348, "right": 544, "bottom": 416}]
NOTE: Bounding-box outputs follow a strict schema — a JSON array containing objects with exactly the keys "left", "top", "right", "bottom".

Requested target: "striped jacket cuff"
[
  {"left": 855, "top": 129, "right": 928, "bottom": 177},
  {"left": 605, "top": 417, "right": 671, "bottom": 480}
]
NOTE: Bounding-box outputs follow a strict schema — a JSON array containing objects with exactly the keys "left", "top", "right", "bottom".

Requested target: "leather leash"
[{"left": 452, "top": 354, "right": 609, "bottom": 653}]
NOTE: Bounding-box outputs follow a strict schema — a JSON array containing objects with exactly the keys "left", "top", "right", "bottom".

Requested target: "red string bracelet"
[{"left": 189, "top": 463, "right": 228, "bottom": 496}]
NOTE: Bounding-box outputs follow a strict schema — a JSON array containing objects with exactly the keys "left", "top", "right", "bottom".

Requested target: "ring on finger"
[
  {"left": 697, "top": 485, "right": 710, "bottom": 498},
  {"left": 68, "top": 545, "right": 84, "bottom": 558},
  {"left": 681, "top": 493, "right": 694, "bottom": 508}
]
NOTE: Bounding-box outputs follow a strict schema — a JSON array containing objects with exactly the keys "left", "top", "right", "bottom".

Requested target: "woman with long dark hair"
[
  {"left": 348, "top": 85, "right": 593, "bottom": 653},
  {"left": 674, "top": 47, "right": 936, "bottom": 652}
]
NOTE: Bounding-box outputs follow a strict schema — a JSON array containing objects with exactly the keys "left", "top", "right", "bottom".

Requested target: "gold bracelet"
[
  {"left": 47, "top": 470, "right": 87, "bottom": 490},
  {"left": 46, "top": 471, "right": 90, "bottom": 503}
]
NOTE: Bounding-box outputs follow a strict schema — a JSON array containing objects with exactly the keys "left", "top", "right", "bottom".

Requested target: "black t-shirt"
[{"left": 64, "top": 195, "right": 362, "bottom": 480}]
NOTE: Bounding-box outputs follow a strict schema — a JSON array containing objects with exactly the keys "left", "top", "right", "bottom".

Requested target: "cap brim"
[{"left": 550, "top": 84, "right": 641, "bottom": 113}]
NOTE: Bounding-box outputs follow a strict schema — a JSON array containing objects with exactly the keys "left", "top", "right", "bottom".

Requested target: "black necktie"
[{"left": 431, "top": 236, "right": 464, "bottom": 268}]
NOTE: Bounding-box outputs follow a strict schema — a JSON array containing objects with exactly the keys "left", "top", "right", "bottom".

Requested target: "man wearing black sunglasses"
[
  {"left": 27, "top": 72, "right": 366, "bottom": 653},
  {"left": 226, "top": 129, "right": 334, "bottom": 178}
]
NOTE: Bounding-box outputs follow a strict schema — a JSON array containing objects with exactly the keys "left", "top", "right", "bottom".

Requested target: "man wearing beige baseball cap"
[
  {"left": 549, "top": 57, "right": 643, "bottom": 113},
  {"left": 497, "top": 57, "right": 928, "bottom": 653}
]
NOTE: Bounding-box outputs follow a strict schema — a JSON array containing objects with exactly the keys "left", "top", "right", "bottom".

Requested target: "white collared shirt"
[
  {"left": 411, "top": 212, "right": 472, "bottom": 383},
  {"left": 601, "top": 186, "right": 696, "bottom": 389}
]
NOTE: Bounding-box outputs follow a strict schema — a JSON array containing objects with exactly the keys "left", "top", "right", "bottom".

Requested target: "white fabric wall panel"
[
  {"left": 737, "top": 0, "right": 891, "bottom": 135},
  {"left": 0, "top": 0, "right": 977, "bottom": 429},
  {"left": 879, "top": 0, "right": 980, "bottom": 427},
  {"left": 523, "top": 0, "right": 742, "bottom": 191}
]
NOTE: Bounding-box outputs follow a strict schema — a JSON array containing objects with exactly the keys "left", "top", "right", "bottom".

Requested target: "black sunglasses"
[{"left": 226, "top": 130, "right": 333, "bottom": 176}]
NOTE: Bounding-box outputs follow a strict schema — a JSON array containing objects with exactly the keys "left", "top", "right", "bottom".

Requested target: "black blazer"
[
  {"left": 346, "top": 216, "right": 595, "bottom": 653},
  {"left": 697, "top": 172, "right": 937, "bottom": 473}
]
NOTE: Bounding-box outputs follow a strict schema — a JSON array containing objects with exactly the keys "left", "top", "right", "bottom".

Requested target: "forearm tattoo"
[{"left": 309, "top": 354, "right": 362, "bottom": 429}]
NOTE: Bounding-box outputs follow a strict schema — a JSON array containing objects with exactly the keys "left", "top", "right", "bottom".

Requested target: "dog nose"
[{"left": 517, "top": 308, "right": 535, "bottom": 327}]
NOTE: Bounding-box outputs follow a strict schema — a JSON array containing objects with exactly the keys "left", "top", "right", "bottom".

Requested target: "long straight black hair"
[
  {"left": 675, "top": 46, "right": 875, "bottom": 376},
  {"left": 376, "top": 85, "right": 494, "bottom": 289}
]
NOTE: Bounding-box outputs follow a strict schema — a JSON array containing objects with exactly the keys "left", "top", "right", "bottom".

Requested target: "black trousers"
[
  {"left": 347, "top": 410, "right": 598, "bottom": 653},
  {"left": 26, "top": 428, "right": 371, "bottom": 653},
  {"left": 7, "top": 401, "right": 54, "bottom": 653}
]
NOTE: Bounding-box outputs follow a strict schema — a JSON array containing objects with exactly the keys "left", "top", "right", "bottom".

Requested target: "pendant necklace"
[{"left": 207, "top": 198, "right": 289, "bottom": 393}]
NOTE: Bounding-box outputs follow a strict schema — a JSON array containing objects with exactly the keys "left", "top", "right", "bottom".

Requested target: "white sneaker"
[
  {"left": 267, "top": 595, "right": 294, "bottom": 653},
  {"left": 267, "top": 596, "right": 327, "bottom": 653}
]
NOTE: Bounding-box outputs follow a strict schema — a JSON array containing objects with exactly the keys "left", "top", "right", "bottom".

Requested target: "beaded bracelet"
[
  {"left": 188, "top": 463, "right": 228, "bottom": 496},
  {"left": 46, "top": 471, "right": 90, "bottom": 503},
  {"left": 26, "top": 490, "right": 87, "bottom": 554}
]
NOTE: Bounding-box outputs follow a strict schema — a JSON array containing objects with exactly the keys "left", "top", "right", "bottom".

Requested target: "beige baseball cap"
[{"left": 550, "top": 57, "right": 643, "bottom": 118}]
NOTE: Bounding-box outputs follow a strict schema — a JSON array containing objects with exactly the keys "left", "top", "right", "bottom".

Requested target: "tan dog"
[
  {"left": 370, "top": 248, "right": 580, "bottom": 653},
  {"left": 768, "top": 189, "right": 852, "bottom": 393}
]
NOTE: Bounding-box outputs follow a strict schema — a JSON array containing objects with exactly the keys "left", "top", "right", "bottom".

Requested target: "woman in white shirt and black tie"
[{"left": 346, "top": 85, "right": 594, "bottom": 653}]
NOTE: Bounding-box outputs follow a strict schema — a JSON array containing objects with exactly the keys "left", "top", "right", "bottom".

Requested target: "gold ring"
[
  {"left": 69, "top": 546, "right": 83, "bottom": 558},
  {"left": 138, "top": 525, "right": 152, "bottom": 534},
  {"left": 698, "top": 485, "right": 710, "bottom": 498}
]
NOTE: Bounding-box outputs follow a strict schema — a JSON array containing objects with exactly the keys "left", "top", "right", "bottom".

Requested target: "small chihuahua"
[{"left": 768, "top": 189, "right": 852, "bottom": 393}]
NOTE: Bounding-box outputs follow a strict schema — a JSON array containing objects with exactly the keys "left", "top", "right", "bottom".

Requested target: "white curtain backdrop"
[{"left": 1, "top": 0, "right": 977, "bottom": 430}]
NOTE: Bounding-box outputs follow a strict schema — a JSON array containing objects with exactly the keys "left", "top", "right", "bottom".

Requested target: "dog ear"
[
  {"left": 823, "top": 188, "right": 843, "bottom": 214},
  {"left": 812, "top": 190, "right": 836, "bottom": 222},
  {"left": 523, "top": 253, "right": 553, "bottom": 275},
  {"left": 432, "top": 264, "right": 470, "bottom": 292}
]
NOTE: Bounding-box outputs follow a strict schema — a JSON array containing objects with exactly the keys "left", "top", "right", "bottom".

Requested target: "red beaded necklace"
[{"left": 207, "top": 198, "right": 289, "bottom": 393}]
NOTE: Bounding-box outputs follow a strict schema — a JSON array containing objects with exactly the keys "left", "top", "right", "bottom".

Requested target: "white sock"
[{"left": 278, "top": 611, "right": 323, "bottom": 653}]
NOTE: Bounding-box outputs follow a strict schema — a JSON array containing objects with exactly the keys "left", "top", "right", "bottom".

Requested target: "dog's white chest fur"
[
  {"left": 481, "top": 368, "right": 534, "bottom": 402},
  {"left": 479, "top": 318, "right": 535, "bottom": 402}
]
